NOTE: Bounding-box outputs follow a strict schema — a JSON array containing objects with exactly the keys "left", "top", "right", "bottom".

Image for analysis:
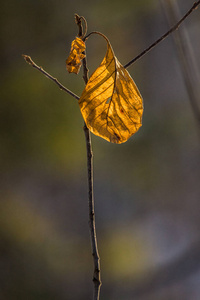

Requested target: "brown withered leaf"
[
  {"left": 66, "top": 37, "right": 86, "bottom": 74},
  {"left": 79, "top": 36, "right": 143, "bottom": 144}
]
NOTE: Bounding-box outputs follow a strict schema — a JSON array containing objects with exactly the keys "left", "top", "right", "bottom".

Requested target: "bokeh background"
[{"left": 1, "top": 0, "right": 200, "bottom": 299}]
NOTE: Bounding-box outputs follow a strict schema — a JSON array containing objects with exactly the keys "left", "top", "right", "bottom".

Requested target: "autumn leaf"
[
  {"left": 66, "top": 37, "right": 86, "bottom": 74},
  {"left": 79, "top": 33, "right": 143, "bottom": 144}
]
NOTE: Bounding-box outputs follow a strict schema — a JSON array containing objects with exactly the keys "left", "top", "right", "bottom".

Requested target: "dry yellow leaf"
[
  {"left": 79, "top": 34, "right": 143, "bottom": 144},
  {"left": 66, "top": 37, "right": 86, "bottom": 74}
]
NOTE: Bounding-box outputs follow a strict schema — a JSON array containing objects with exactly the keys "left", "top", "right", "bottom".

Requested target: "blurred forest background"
[{"left": 1, "top": 0, "right": 200, "bottom": 299}]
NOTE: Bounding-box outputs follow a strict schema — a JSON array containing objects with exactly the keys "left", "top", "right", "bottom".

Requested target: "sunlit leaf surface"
[
  {"left": 66, "top": 37, "right": 86, "bottom": 74},
  {"left": 79, "top": 35, "right": 143, "bottom": 143}
]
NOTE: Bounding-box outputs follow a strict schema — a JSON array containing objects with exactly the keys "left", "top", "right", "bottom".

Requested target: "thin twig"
[
  {"left": 124, "top": 0, "right": 200, "bottom": 69},
  {"left": 22, "top": 55, "right": 79, "bottom": 101},
  {"left": 75, "top": 14, "right": 102, "bottom": 300}
]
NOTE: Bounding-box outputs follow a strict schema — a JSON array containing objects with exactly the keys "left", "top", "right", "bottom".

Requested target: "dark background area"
[{"left": 1, "top": 0, "right": 200, "bottom": 299}]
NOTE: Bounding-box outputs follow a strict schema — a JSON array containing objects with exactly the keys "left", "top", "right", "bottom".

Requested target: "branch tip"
[
  {"left": 22, "top": 54, "right": 33, "bottom": 65},
  {"left": 74, "top": 13, "right": 87, "bottom": 38}
]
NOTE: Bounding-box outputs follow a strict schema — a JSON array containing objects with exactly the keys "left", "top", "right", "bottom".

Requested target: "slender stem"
[
  {"left": 84, "top": 122, "right": 101, "bottom": 300},
  {"left": 75, "top": 14, "right": 102, "bottom": 300},
  {"left": 22, "top": 55, "right": 79, "bottom": 101},
  {"left": 124, "top": 0, "right": 200, "bottom": 68}
]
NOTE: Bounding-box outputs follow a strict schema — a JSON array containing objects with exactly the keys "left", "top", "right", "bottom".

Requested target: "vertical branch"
[
  {"left": 84, "top": 123, "right": 101, "bottom": 300},
  {"left": 75, "top": 14, "right": 101, "bottom": 300}
]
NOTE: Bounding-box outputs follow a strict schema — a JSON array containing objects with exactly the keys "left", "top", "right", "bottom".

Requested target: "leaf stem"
[
  {"left": 84, "top": 31, "right": 109, "bottom": 43},
  {"left": 124, "top": 0, "right": 200, "bottom": 68}
]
